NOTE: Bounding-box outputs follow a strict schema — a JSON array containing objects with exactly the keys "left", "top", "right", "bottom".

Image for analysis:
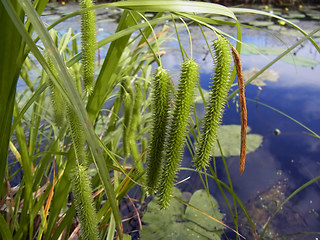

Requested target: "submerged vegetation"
[{"left": 0, "top": 0, "right": 319, "bottom": 239}]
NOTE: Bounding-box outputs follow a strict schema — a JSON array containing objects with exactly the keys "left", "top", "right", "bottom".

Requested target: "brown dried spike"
[{"left": 231, "top": 46, "right": 247, "bottom": 175}]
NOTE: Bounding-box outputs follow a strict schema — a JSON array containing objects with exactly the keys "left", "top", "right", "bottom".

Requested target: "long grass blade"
[
  {"left": 0, "top": 214, "right": 13, "bottom": 240},
  {"left": 0, "top": 0, "right": 25, "bottom": 197}
]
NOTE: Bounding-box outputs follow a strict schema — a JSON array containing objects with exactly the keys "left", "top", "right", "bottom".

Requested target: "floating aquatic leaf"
[
  {"left": 213, "top": 125, "right": 263, "bottom": 157},
  {"left": 141, "top": 188, "right": 224, "bottom": 240},
  {"left": 141, "top": 188, "right": 185, "bottom": 240},
  {"left": 250, "top": 21, "right": 274, "bottom": 27},
  {"left": 244, "top": 67, "right": 279, "bottom": 86},
  {"left": 241, "top": 44, "right": 320, "bottom": 67},
  {"left": 306, "top": 12, "right": 320, "bottom": 20},
  {"left": 284, "top": 12, "right": 306, "bottom": 19},
  {"left": 281, "top": 55, "right": 319, "bottom": 67},
  {"left": 184, "top": 190, "right": 225, "bottom": 239},
  {"left": 267, "top": 25, "right": 283, "bottom": 31}
]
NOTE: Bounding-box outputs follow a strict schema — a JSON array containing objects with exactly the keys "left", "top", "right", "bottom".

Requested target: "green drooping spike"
[
  {"left": 146, "top": 67, "right": 171, "bottom": 194},
  {"left": 194, "top": 36, "right": 232, "bottom": 170},
  {"left": 46, "top": 55, "right": 65, "bottom": 126},
  {"left": 70, "top": 165, "right": 99, "bottom": 240},
  {"left": 128, "top": 80, "right": 143, "bottom": 172},
  {"left": 121, "top": 78, "right": 133, "bottom": 158},
  {"left": 158, "top": 59, "right": 199, "bottom": 209},
  {"left": 80, "top": 0, "right": 96, "bottom": 94},
  {"left": 66, "top": 105, "right": 87, "bottom": 165}
]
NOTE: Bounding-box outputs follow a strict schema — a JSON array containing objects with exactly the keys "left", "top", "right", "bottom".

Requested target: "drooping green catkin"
[
  {"left": 66, "top": 105, "right": 87, "bottom": 165},
  {"left": 106, "top": 91, "right": 122, "bottom": 134},
  {"left": 71, "top": 165, "right": 99, "bottom": 240},
  {"left": 46, "top": 55, "right": 66, "bottom": 126},
  {"left": 158, "top": 59, "right": 199, "bottom": 209},
  {"left": 80, "top": 0, "right": 96, "bottom": 94},
  {"left": 121, "top": 79, "right": 133, "bottom": 158},
  {"left": 194, "top": 36, "right": 232, "bottom": 170},
  {"left": 128, "top": 80, "right": 143, "bottom": 170},
  {"left": 146, "top": 67, "right": 171, "bottom": 194}
]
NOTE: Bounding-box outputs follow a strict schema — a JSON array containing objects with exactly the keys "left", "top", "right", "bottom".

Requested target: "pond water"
[{"left": 21, "top": 4, "right": 320, "bottom": 239}]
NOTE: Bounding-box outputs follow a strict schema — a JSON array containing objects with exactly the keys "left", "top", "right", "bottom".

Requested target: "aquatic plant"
[
  {"left": 194, "top": 36, "right": 232, "bottom": 171},
  {"left": 70, "top": 165, "right": 100, "bottom": 240},
  {"left": 1, "top": 0, "right": 319, "bottom": 239},
  {"left": 146, "top": 67, "right": 171, "bottom": 193},
  {"left": 157, "top": 59, "right": 199, "bottom": 209},
  {"left": 80, "top": 0, "right": 96, "bottom": 94}
]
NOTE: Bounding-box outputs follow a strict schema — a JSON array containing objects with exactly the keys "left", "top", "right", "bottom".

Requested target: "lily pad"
[
  {"left": 249, "top": 21, "right": 274, "bottom": 27},
  {"left": 241, "top": 44, "right": 320, "bottom": 67},
  {"left": 141, "top": 188, "right": 224, "bottom": 240},
  {"left": 267, "top": 25, "right": 283, "bottom": 31},
  {"left": 284, "top": 12, "right": 306, "bottom": 19},
  {"left": 212, "top": 125, "right": 263, "bottom": 157},
  {"left": 281, "top": 55, "right": 319, "bottom": 67},
  {"left": 306, "top": 12, "right": 320, "bottom": 20},
  {"left": 244, "top": 67, "right": 279, "bottom": 86}
]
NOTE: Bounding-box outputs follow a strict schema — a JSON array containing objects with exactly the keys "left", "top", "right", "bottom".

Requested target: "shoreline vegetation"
[{"left": 1, "top": 0, "right": 319, "bottom": 239}]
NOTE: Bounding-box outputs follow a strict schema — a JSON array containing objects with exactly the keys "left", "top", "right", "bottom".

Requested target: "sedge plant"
[{"left": 1, "top": 1, "right": 319, "bottom": 240}]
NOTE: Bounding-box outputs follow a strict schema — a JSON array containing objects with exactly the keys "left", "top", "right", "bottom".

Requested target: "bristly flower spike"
[
  {"left": 80, "top": 0, "right": 96, "bottom": 94},
  {"left": 71, "top": 165, "right": 100, "bottom": 240},
  {"left": 194, "top": 36, "right": 232, "bottom": 171},
  {"left": 157, "top": 59, "right": 199, "bottom": 209},
  {"left": 146, "top": 67, "right": 171, "bottom": 194}
]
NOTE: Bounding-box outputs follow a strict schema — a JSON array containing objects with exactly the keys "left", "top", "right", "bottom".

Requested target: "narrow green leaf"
[
  {"left": 86, "top": 10, "right": 141, "bottom": 123},
  {"left": 0, "top": 214, "right": 12, "bottom": 240},
  {"left": 0, "top": 0, "right": 25, "bottom": 197}
]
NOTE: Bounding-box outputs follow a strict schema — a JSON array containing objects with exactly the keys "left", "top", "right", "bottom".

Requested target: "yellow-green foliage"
[
  {"left": 71, "top": 165, "right": 99, "bottom": 240},
  {"left": 194, "top": 36, "right": 232, "bottom": 170},
  {"left": 158, "top": 59, "right": 199, "bottom": 209},
  {"left": 80, "top": 0, "right": 96, "bottom": 94},
  {"left": 146, "top": 67, "right": 171, "bottom": 194}
]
